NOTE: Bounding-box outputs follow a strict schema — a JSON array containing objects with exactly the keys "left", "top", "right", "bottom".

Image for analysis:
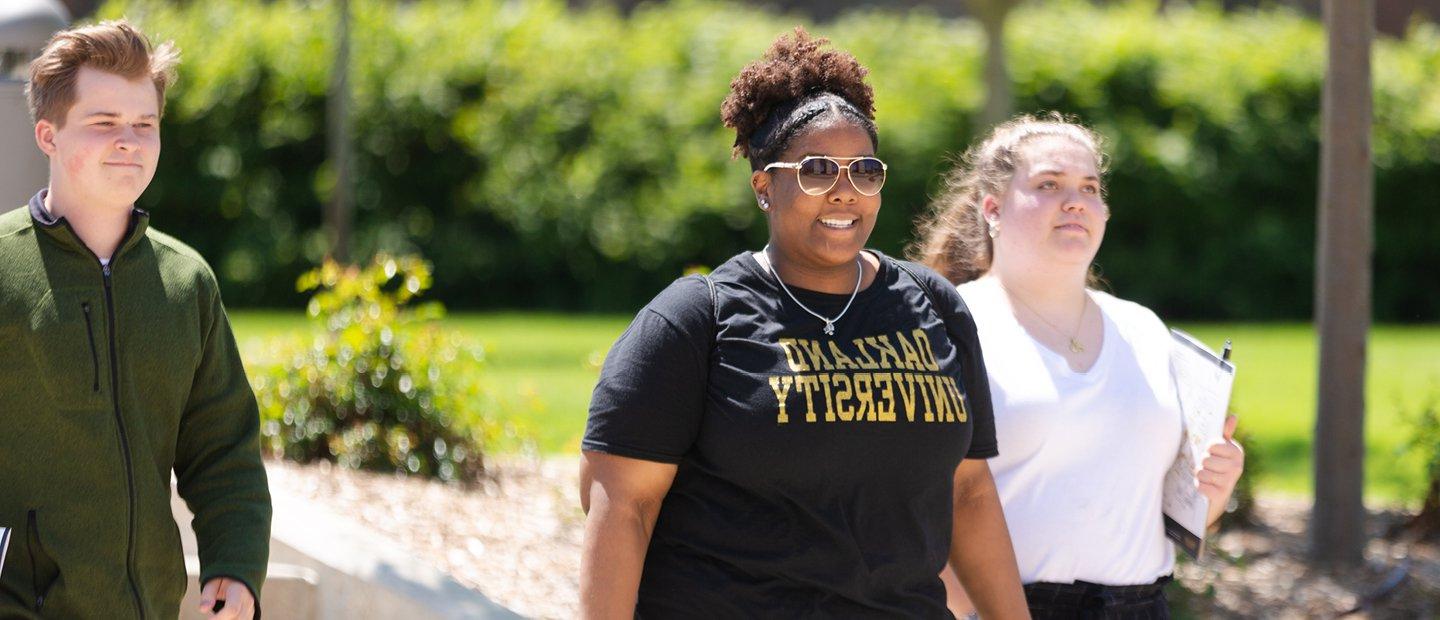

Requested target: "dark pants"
[{"left": 1022, "top": 575, "right": 1171, "bottom": 620}]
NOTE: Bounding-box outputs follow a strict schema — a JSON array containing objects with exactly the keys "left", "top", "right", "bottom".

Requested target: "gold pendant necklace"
[{"left": 1000, "top": 281, "right": 1089, "bottom": 354}]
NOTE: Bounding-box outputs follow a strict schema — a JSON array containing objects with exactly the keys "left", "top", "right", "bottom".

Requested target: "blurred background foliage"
[
  {"left": 101, "top": 0, "right": 1440, "bottom": 320},
  {"left": 249, "top": 254, "right": 503, "bottom": 481}
]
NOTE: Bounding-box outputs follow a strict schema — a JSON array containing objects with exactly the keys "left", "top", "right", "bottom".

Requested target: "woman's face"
[
  {"left": 986, "top": 136, "right": 1107, "bottom": 271},
  {"left": 753, "top": 119, "right": 881, "bottom": 270}
]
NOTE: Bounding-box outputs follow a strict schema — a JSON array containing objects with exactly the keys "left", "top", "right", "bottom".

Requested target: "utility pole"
[
  {"left": 326, "top": 0, "right": 353, "bottom": 263},
  {"left": 1311, "top": 0, "right": 1373, "bottom": 566},
  {"left": 964, "top": 0, "right": 1019, "bottom": 130}
]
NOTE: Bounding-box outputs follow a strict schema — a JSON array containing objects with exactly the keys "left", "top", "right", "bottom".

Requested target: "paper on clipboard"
[
  {"left": 0, "top": 526, "right": 10, "bottom": 578},
  {"left": 1162, "top": 328, "right": 1235, "bottom": 560}
]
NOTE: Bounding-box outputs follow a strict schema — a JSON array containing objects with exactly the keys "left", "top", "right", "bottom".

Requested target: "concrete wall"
[{"left": 171, "top": 471, "right": 521, "bottom": 620}]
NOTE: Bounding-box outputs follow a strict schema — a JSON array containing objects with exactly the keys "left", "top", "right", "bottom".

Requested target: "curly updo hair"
[{"left": 720, "top": 27, "right": 878, "bottom": 171}]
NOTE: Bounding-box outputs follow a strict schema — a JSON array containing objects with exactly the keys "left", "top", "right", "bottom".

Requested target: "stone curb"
[{"left": 173, "top": 464, "right": 522, "bottom": 619}]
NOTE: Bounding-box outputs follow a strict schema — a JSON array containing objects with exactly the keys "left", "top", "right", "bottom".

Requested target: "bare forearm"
[
  {"left": 949, "top": 464, "right": 1029, "bottom": 620},
  {"left": 580, "top": 499, "right": 652, "bottom": 619},
  {"left": 578, "top": 451, "right": 677, "bottom": 619}
]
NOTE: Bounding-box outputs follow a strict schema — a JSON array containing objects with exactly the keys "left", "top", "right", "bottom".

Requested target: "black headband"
[{"left": 746, "top": 90, "right": 878, "bottom": 170}]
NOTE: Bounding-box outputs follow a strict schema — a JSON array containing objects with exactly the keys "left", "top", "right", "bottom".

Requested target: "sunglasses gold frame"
[{"left": 763, "top": 156, "right": 888, "bottom": 197}]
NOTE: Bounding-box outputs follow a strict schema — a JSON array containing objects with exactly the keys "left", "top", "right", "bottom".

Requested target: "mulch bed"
[
  {"left": 266, "top": 458, "right": 1439, "bottom": 619},
  {"left": 1173, "top": 497, "right": 1440, "bottom": 618}
]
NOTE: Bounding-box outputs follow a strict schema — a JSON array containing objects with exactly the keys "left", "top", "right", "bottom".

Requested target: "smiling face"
[
  {"left": 36, "top": 66, "right": 162, "bottom": 213},
  {"left": 753, "top": 118, "right": 881, "bottom": 271},
  {"left": 985, "top": 135, "right": 1107, "bottom": 272}
]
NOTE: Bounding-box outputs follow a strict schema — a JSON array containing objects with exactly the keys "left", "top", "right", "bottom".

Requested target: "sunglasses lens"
[
  {"left": 798, "top": 158, "right": 841, "bottom": 195},
  {"left": 848, "top": 158, "right": 886, "bottom": 195}
]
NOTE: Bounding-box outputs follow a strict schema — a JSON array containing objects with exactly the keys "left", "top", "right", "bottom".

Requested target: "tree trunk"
[
  {"left": 965, "top": 0, "right": 1017, "bottom": 131},
  {"left": 326, "top": 0, "right": 354, "bottom": 263},
  {"left": 1311, "top": 0, "right": 1373, "bottom": 567}
]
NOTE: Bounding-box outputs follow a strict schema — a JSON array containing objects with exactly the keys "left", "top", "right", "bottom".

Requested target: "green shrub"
[
  {"left": 1401, "top": 393, "right": 1440, "bottom": 494},
  {"left": 1392, "top": 392, "right": 1440, "bottom": 539},
  {"left": 249, "top": 254, "right": 498, "bottom": 482},
  {"left": 99, "top": 0, "right": 1440, "bottom": 319}
]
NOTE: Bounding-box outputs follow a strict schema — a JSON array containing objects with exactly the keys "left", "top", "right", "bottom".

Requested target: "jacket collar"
[{"left": 29, "top": 189, "right": 150, "bottom": 261}]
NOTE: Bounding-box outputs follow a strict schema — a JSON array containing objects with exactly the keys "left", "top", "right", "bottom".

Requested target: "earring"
[
  {"left": 759, "top": 198, "right": 770, "bottom": 211},
  {"left": 987, "top": 220, "right": 999, "bottom": 239}
]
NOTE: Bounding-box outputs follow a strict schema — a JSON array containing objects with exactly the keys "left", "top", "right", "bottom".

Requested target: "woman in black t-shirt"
[{"left": 579, "top": 28, "right": 1028, "bottom": 619}]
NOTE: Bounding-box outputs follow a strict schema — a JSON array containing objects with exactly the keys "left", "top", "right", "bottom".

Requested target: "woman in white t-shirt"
[{"left": 910, "top": 114, "right": 1245, "bottom": 619}]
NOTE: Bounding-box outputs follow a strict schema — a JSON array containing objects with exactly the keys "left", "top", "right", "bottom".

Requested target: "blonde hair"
[
  {"left": 910, "top": 112, "right": 1108, "bottom": 284},
  {"left": 26, "top": 19, "right": 180, "bottom": 126}
]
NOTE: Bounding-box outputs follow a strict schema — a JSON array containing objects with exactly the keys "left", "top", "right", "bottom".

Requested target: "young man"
[{"left": 0, "top": 20, "right": 271, "bottom": 619}]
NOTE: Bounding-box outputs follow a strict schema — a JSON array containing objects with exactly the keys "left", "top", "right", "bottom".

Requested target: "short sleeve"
[
  {"left": 951, "top": 293, "right": 997, "bottom": 459},
  {"left": 907, "top": 263, "right": 997, "bottom": 459},
  {"left": 582, "top": 276, "right": 713, "bottom": 464}
]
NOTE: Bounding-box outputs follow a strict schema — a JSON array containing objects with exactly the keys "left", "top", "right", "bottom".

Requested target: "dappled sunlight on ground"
[
  {"left": 1174, "top": 497, "right": 1440, "bottom": 618},
  {"left": 265, "top": 456, "right": 1439, "bottom": 619},
  {"left": 265, "top": 457, "right": 584, "bottom": 619}
]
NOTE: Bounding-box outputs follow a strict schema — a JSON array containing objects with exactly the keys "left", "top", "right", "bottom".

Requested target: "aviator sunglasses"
[{"left": 764, "top": 156, "right": 888, "bottom": 197}]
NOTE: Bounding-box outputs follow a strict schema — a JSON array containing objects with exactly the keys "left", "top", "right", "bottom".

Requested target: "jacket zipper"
[
  {"left": 81, "top": 302, "right": 99, "bottom": 392},
  {"left": 102, "top": 264, "right": 145, "bottom": 617},
  {"left": 51, "top": 217, "right": 145, "bottom": 617}
]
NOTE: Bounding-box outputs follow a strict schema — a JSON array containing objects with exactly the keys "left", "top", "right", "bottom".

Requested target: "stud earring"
[
  {"left": 759, "top": 198, "right": 770, "bottom": 211},
  {"left": 987, "top": 219, "right": 1000, "bottom": 239}
]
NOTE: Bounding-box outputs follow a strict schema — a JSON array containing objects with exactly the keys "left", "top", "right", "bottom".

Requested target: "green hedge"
[{"left": 99, "top": 0, "right": 1440, "bottom": 320}]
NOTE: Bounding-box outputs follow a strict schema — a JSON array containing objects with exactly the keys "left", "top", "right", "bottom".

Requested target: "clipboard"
[
  {"left": 1162, "top": 328, "right": 1235, "bottom": 560},
  {"left": 0, "top": 526, "right": 10, "bottom": 578}
]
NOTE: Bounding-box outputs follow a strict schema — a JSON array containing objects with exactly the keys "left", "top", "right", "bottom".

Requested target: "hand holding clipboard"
[{"left": 1163, "top": 330, "right": 1241, "bottom": 559}]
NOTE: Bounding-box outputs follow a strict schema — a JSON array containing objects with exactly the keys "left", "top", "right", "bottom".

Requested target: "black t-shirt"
[{"left": 583, "top": 250, "right": 996, "bottom": 619}]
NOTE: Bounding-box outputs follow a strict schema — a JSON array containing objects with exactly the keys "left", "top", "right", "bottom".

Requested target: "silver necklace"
[
  {"left": 763, "top": 246, "right": 862, "bottom": 336},
  {"left": 1000, "top": 280, "right": 1090, "bottom": 354}
]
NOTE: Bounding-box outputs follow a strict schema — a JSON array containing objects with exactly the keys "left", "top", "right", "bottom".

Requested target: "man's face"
[{"left": 36, "top": 66, "right": 161, "bottom": 211}]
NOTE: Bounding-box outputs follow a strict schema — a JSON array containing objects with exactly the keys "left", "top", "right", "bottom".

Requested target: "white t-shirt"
[{"left": 958, "top": 277, "right": 1183, "bottom": 586}]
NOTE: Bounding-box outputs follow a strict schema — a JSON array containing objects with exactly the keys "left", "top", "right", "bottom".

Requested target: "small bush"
[
  {"left": 250, "top": 254, "right": 497, "bottom": 482},
  {"left": 1393, "top": 393, "right": 1440, "bottom": 540}
]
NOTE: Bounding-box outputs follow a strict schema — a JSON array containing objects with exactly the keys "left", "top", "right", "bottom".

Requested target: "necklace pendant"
[
  {"left": 1068, "top": 338, "right": 1084, "bottom": 354},
  {"left": 823, "top": 321, "right": 836, "bottom": 336}
]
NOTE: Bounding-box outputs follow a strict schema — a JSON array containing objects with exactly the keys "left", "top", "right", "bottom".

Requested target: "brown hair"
[
  {"left": 720, "top": 27, "right": 877, "bottom": 170},
  {"left": 26, "top": 19, "right": 180, "bottom": 126},
  {"left": 910, "top": 113, "right": 1108, "bottom": 284}
]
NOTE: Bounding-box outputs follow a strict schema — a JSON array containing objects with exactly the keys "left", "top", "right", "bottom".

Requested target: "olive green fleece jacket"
[{"left": 0, "top": 191, "right": 271, "bottom": 619}]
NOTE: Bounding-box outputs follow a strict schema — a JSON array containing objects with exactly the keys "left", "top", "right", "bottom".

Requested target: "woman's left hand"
[{"left": 1198, "top": 415, "right": 1245, "bottom": 513}]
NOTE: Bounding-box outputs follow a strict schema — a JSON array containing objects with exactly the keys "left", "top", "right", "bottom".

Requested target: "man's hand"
[{"left": 199, "top": 577, "right": 255, "bottom": 620}]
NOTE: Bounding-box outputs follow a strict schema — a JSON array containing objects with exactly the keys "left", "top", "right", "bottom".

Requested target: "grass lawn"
[
  {"left": 231, "top": 311, "right": 1440, "bottom": 504},
  {"left": 231, "top": 311, "right": 624, "bottom": 455},
  {"left": 1177, "top": 324, "right": 1440, "bottom": 502}
]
